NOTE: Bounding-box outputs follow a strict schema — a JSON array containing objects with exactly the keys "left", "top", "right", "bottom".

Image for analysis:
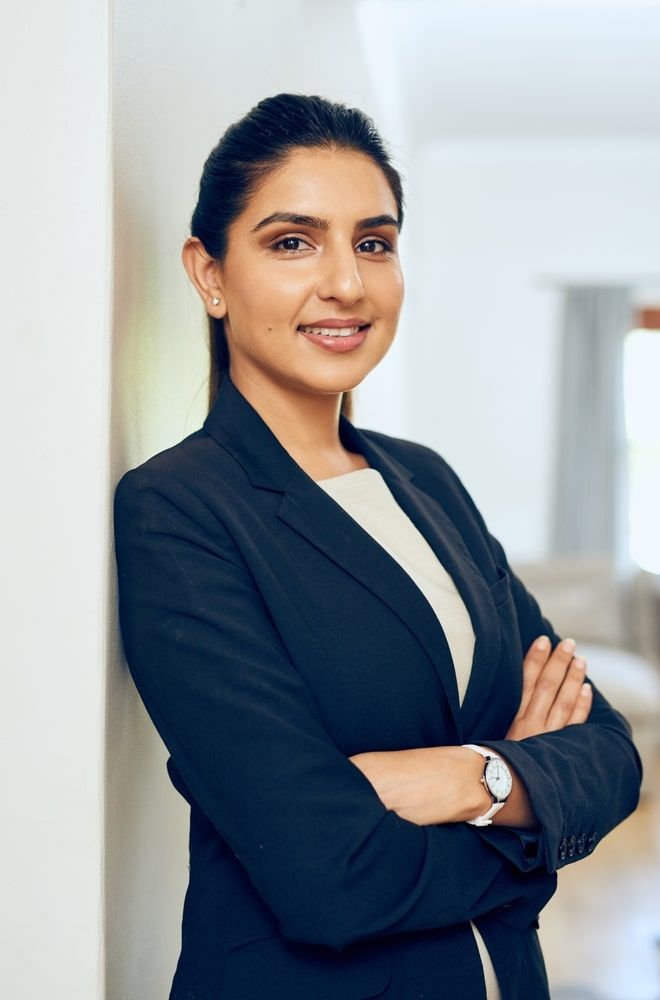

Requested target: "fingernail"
[
  {"left": 580, "top": 683, "right": 591, "bottom": 696},
  {"left": 535, "top": 636, "right": 550, "bottom": 650},
  {"left": 573, "top": 656, "right": 586, "bottom": 670},
  {"left": 562, "top": 638, "right": 576, "bottom": 653}
]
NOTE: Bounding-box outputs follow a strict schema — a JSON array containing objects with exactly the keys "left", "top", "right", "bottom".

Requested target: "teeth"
[{"left": 299, "top": 326, "right": 361, "bottom": 338}]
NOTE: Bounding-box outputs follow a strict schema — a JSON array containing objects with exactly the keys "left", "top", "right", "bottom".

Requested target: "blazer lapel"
[
  {"left": 277, "top": 459, "right": 463, "bottom": 734},
  {"left": 329, "top": 423, "right": 503, "bottom": 737},
  {"left": 203, "top": 372, "right": 501, "bottom": 738},
  {"left": 390, "top": 461, "right": 503, "bottom": 736}
]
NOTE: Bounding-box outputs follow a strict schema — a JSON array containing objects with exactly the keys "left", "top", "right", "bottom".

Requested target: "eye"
[
  {"left": 356, "top": 237, "right": 393, "bottom": 255},
  {"left": 270, "top": 236, "right": 313, "bottom": 254}
]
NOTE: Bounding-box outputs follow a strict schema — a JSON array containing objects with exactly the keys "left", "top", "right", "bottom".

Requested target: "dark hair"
[{"left": 189, "top": 93, "right": 405, "bottom": 420}]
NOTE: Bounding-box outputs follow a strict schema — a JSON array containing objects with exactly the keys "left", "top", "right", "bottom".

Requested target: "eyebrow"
[{"left": 250, "top": 211, "right": 401, "bottom": 234}]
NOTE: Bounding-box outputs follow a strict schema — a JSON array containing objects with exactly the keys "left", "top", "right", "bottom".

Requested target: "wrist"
[
  {"left": 464, "top": 744, "right": 540, "bottom": 830},
  {"left": 457, "top": 746, "right": 494, "bottom": 822},
  {"left": 393, "top": 746, "right": 486, "bottom": 824},
  {"left": 462, "top": 744, "right": 514, "bottom": 826}
]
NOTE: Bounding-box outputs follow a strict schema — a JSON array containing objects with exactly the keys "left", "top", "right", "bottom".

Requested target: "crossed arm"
[{"left": 348, "top": 634, "right": 594, "bottom": 829}]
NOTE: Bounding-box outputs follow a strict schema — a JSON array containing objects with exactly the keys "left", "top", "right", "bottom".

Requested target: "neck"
[{"left": 228, "top": 364, "right": 349, "bottom": 468}]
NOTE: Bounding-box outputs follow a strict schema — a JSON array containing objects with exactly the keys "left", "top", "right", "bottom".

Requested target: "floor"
[{"left": 539, "top": 777, "right": 660, "bottom": 1000}]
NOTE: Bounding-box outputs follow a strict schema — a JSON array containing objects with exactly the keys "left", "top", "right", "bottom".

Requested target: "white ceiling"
[{"left": 356, "top": 0, "right": 660, "bottom": 141}]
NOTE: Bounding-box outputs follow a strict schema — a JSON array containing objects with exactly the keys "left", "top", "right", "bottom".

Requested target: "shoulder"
[
  {"left": 359, "top": 427, "right": 448, "bottom": 473},
  {"left": 115, "top": 427, "right": 214, "bottom": 495},
  {"left": 360, "top": 426, "right": 495, "bottom": 548},
  {"left": 360, "top": 427, "right": 476, "bottom": 504},
  {"left": 113, "top": 426, "right": 243, "bottom": 553},
  {"left": 114, "top": 413, "right": 250, "bottom": 504}
]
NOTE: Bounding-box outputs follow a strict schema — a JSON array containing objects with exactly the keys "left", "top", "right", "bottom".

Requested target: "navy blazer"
[{"left": 113, "top": 370, "right": 642, "bottom": 1000}]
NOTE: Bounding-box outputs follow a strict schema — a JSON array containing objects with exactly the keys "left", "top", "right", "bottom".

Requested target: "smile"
[
  {"left": 297, "top": 325, "right": 364, "bottom": 338},
  {"left": 297, "top": 323, "right": 370, "bottom": 354}
]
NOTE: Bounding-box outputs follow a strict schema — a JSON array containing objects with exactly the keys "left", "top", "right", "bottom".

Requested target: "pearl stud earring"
[{"left": 211, "top": 296, "right": 221, "bottom": 306}]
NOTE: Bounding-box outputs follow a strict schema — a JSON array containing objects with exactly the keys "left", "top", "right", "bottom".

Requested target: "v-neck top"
[{"left": 316, "top": 466, "right": 501, "bottom": 1000}]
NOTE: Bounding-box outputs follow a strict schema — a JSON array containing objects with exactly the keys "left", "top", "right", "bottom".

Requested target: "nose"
[{"left": 316, "top": 241, "right": 365, "bottom": 304}]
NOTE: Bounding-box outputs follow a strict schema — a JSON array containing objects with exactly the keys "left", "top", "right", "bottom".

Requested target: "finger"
[
  {"left": 566, "top": 682, "right": 593, "bottom": 725},
  {"left": 516, "top": 635, "right": 552, "bottom": 718},
  {"left": 545, "top": 655, "right": 588, "bottom": 730},
  {"left": 524, "top": 637, "right": 578, "bottom": 723}
]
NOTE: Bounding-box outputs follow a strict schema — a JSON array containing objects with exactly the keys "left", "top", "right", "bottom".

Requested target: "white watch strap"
[
  {"left": 462, "top": 744, "right": 505, "bottom": 827},
  {"left": 466, "top": 800, "right": 506, "bottom": 827},
  {"left": 462, "top": 743, "right": 501, "bottom": 760}
]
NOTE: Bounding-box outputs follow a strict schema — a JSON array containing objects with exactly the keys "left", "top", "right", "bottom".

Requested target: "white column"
[{"left": 0, "top": 2, "right": 112, "bottom": 999}]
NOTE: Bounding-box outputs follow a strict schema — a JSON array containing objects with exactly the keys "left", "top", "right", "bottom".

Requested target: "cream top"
[{"left": 317, "top": 466, "right": 501, "bottom": 1000}]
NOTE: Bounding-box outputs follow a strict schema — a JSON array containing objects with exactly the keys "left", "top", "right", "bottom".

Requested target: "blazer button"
[
  {"left": 558, "top": 837, "right": 568, "bottom": 862},
  {"left": 576, "top": 833, "right": 586, "bottom": 854},
  {"left": 567, "top": 835, "right": 576, "bottom": 858},
  {"left": 587, "top": 833, "right": 598, "bottom": 853}
]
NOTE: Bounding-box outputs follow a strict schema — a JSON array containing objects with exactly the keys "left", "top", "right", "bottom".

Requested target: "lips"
[
  {"left": 297, "top": 324, "right": 369, "bottom": 353},
  {"left": 298, "top": 325, "right": 364, "bottom": 338},
  {"left": 297, "top": 319, "right": 370, "bottom": 339}
]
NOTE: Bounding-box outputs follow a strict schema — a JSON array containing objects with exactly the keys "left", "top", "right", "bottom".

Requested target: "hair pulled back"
[{"left": 189, "top": 93, "right": 405, "bottom": 420}]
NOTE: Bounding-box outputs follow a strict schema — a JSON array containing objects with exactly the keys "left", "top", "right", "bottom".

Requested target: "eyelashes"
[
  {"left": 357, "top": 238, "right": 393, "bottom": 255},
  {"left": 269, "top": 235, "right": 393, "bottom": 256},
  {"left": 271, "top": 236, "right": 311, "bottom": 254}
]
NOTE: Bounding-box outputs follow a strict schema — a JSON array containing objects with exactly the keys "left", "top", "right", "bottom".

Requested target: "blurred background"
[{"left": 3, "top": 1, "right": 659, "bottom": 998}]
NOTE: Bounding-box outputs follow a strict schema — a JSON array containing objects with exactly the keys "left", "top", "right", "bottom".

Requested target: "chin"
[{"left": 301, "top": 367, "right": 371, "bottom": 397}]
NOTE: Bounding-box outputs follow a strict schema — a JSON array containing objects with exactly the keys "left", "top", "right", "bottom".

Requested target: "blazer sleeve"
[
  {"left": 432, "top": 453, "right": 643, "bottom": 876},
  {"left": 113, "top": 466, "right": 557, "bottom": 953}
]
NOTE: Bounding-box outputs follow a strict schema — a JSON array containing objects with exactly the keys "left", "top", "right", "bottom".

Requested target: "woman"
[{"left": 113, "top": 94, "right": 642, "bottom": 999}]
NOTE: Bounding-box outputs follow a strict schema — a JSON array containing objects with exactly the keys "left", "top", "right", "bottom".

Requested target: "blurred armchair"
[{"left": 511, "top": 555, "right": 660, "bottom": 796}]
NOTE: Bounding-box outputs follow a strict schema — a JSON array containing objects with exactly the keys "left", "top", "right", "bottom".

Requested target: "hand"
[{"left": 505, "top": 636, "right": 593, "bottom": 741}]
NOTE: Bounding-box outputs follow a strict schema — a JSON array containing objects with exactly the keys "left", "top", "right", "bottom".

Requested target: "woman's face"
[{"left": 196, "top": 147, "right": 404, "bottom": 399}]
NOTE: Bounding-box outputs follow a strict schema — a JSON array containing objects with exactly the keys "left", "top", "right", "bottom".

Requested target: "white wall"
[
  {"left": 0, "top": 2, "right": 111, "bottom": 999},
  {"left": 406, "top": 138, "right": 660, "bottom": 560},
  {"left": 109, "top": 2, "right": 403, "bottom": 996}
]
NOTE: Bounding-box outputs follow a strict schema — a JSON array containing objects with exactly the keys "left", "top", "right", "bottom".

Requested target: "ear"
[{"left": 181, "top": 237, "right": 228, "bottom": 318}]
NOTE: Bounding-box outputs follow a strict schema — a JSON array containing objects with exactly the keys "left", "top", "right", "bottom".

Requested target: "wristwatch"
[{"left": 462, "top": 744, "right": 513, "bottom": 826}]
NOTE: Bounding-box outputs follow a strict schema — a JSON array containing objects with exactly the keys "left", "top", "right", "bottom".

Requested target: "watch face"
[{"left": 484, "top": 757, "right": 513, "bottom": 801}]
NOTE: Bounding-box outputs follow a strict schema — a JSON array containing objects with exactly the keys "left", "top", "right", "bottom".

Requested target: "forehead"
[{"left": 241, "top": 147, "right": 398, "bottom": 225}]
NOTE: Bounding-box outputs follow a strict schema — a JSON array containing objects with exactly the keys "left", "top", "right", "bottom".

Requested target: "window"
[{"left": 623, "top": 323, "right": 660, "bottom": 573}]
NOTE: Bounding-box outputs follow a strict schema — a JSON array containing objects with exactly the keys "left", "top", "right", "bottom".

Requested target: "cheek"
[
  {"left": 246, "top": 269, "right": 309, "bottom": 320},
  {"left": 372, "top": 267, "right": 404, "bottom": 317},
  {"left": 229, "top": 275, "right": 286, "bottom": 329}
]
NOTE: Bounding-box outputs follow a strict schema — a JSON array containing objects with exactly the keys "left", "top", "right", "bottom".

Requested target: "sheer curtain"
[{"left": 551, "top": 285, "right": 635, "bottom": 559}]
